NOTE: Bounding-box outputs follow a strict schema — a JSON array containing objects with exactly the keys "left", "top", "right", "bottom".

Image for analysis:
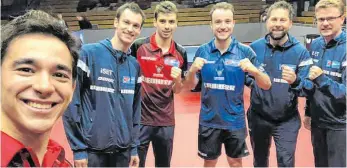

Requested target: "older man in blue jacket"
[
  {"left": 304, "top": 0, "right": 346, "bottom": 167},
  {"left": 247, "top": 1, "right": 312, "bottom": 167}
]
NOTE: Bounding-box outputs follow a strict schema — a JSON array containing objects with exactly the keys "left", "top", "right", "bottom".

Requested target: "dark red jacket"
[{"left": 1, "top": 131, "right": 71, "bottom": 167}]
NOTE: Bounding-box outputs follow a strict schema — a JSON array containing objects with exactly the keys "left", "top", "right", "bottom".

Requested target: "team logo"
[
  {"left": 216, "top": 68, "right": 224, "bottom": 76},
  {"left": 123, "top": 76, "right": 130, "bottom": 83},
  {"left": 279, "top": 64, "right": 296, "bottom": 71},
  {"left": 214, "top": 68, "right": 225, "bottom": 81},
  {"left": 311, "top": 51, "right": 319, "bottom": 57},
  {"left": 331, "top": 61, "right": 340, "bottom": 69},
  {"left": 164, "top": 57, "right": 180, "bottom": 67},
  {"left": 326, "top": 60, "right": 332, "bottom": 67},
  {"left": 153, "top": 65, "right": 165, "bottom": 78},
  {"left": 123, "top": 76, "right": 136, "bottom": 84},
  {"left": 155, "top": 65, "right": 164, "bottom": 73},
  {"left": 224, "top": 59, "right": 240, "bottom": 67}
]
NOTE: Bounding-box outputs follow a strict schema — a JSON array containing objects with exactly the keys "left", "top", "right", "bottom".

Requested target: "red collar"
[
  {"left": 1, "top": 131, "right": 69, "bottom": 167},
  {"left": 149, "top": 33, "right": 176, "bottom": 55}
]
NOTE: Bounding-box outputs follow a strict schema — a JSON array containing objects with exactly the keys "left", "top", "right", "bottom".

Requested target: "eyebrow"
[
  {"left": 13, "top": 58, "right": 72, "bottom": 73},
  {"left": 57, "top": 64, "right": 72, "bottom": 74},
  {"left": 13, "top": 58, "right": 35, "bottom": 67}
]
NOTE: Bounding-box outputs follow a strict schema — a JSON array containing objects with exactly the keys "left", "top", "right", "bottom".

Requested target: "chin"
[
  {"left": 26, "top": 117, "right": 58, "bottom": 134},
  {"left": 160, "top": 33, "right": 171, "bottom": 39},
  {"left": 217, "top": 37, "right": 230, "bottom": 41},
  {"left": 321, "top": 31, "right": 332, "bottom": 36},
  {"left": 121, "top": 38, "right": 133, "bottom": 45},
  {"left": 28, "top": 124, "right": 53, "bottom": 134}
]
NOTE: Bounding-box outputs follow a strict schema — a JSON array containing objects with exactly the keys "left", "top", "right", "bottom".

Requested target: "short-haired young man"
[
  {"left": 63, "top": 2, "right": 145, "bottom": 167},
  {"left": 130, "top": 1, "right": 188, "bottom": 167},
  {"left": 1, "top": 10, "right": 79, "bottom": 167}
]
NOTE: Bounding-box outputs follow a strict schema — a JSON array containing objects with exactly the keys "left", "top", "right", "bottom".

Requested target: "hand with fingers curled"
[
  {"left": 190, "top": 57, "right": 207, "bottom": 73},
  {"left": 308, "top": 66, "right": 323, "bottom": 80},
  {"left": 129, "top": 155, "right": 140, "bottom": 168},
  {"left": 74, "top": 159, "right": 88, "bottom": 167},
  {"left": 303, "top": 116, "right": 311, "bottom": 130},
  {"left": 171, "top": 67, "right": 182, "bottom": 83},
  {"left": 239, "top": 58, "right": 259, "bottom": 75},
  {"left": 281, "top": 65, "right": 297, "bottom": 84}
]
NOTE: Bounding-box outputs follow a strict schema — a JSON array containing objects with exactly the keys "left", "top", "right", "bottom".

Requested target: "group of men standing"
[{"left": 1, "top": 0, "right": 345, "bottom": 167}]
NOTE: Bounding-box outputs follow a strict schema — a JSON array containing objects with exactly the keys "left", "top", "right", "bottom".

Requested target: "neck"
[
  {"left": 111, "top": 33, "right": 130, "bottom": 53},
  {"left": 215, "top": 37, "right": 232, "bottom": 54},
  {"left": 155, "top": 32, "right": 172, "bottom": 52},
  {"left": 1, "top": 113, "right": 50, "bottom": 165},
  {"left": 270, "top": 34, "right": 289, "bottom": 47},
  {"left": 324, "top": 29, "right": 342, "bottom": 44}
]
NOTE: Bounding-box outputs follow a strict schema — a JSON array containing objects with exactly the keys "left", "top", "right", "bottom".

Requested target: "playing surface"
[{"left": 51, "top": 87, "right": 314, "bottom": 167}]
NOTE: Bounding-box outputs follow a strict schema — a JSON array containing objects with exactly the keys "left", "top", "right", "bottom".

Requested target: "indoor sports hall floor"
[{"left": 51, "top": 87, "right": 314, "bottom": 167}]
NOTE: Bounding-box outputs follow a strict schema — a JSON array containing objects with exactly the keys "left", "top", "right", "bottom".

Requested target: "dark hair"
[
  {"left": 115, "top": 2, "right": 146, "bottom": 27},
  {"left": 267, "top": 0, "right": 294, "bottom": 20},
  {"left": 1, "top": 10, "right": 80, "bottom": 80}
]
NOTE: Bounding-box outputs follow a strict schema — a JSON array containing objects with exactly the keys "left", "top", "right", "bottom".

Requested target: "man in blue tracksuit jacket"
[
  {"left": 62, "top": 3, "right": 145, "bottom": 167},
  {"left": 303, "top": 0, "right": 346, "bottom": 167},
  {"left": 247, "top": 1, "right": 313, "bottom": 167}
]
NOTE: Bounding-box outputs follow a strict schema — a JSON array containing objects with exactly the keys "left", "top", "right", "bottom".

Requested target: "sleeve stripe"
[
  {"left": 299, "top": 58, "right": 313, "bottom": 67},
  {"left": 137, "top": 76, "right": 143, "bottom": 83},
  {"left": 77, "top": 59, "right": 90, "bottom": 77}
]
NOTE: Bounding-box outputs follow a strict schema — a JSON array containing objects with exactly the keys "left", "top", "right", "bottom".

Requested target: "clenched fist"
[
  {"left": 282, "top": 65, "right": 297, "bottom": 84},
  {"left": 239, "top": 58, "right": 259, "bottom": 75},
  {"left": 308, "top": 66, "right": 323, "bottom": 80},
  {"left": 171, "top": 67, "right": 182, "bottom": 82},
  {"left": 303, "top": 116, "right": 311, "bottom": 130},
  {"left": 129, "top": 155, "right": 140, "bottom": 168},
  {"left": 74, "top": 159, "right": 88, "bottom": 167},
  {"left": 190, "top": 57, "right": 206, "bottom": 73}
]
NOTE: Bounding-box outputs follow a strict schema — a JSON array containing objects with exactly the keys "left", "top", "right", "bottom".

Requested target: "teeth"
[{"left": 27, "top": 102, "right": 52, "bottom": 109}]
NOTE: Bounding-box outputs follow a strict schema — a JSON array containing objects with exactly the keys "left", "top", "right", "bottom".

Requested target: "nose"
[
  {"left": 127, "top": 25, "right": 134, "bottom": 32},
  {"left": 221, "top": 21, "right": 227, "bottom": 28},
  {"left": 33, "top": 72, "right": 55, "bottom": 98},
  {"left": 274, "top": 20, "right": 282, "bottom": 26},
  {"left": 164, "top": 22, "right": 170, "bottom": 29},
  {"left": 322, "top": 19, "right": 330, "bottom": 25}
]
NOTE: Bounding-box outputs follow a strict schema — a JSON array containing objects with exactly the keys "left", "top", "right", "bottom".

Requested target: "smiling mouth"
[
  {"left": 21, "top": 99, "right": 57, "bottom": 110},
  {"left": 125, "top": 33, "right": 133, "bottom": 37}
]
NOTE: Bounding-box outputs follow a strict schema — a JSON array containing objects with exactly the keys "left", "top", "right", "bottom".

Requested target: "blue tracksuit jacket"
[
  {"left": 305, "top": 31, "right": 346, "bottom": 130},
  {"left": 248, "top": 34, "right": 312, "bottom": 122},
  {"left": 63, "top": 39, "right": 142, "bottom": 159}
]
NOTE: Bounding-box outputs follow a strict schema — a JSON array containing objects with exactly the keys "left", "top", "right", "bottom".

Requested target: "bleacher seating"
[
  {"left": 37, "top": 0, "right": 265, "bottom": 31},
  {"left": 294, "top": 5, "right": 346, "bottom": 25}
]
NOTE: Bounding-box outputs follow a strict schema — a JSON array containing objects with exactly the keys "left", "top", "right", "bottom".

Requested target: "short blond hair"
[
  {"left": 209, "top": 2, "right": 234, "bottom": 19},
  {"left": 315, "top": 0, "right": 345, "bottom": 15},
  {"left": 154, "top": 1, "right": 178, "bottom": 20}
]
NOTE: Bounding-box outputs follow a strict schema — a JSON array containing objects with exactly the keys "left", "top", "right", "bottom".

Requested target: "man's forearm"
[
  {"left": 183, "top": 70, "right": 198, "bottom": 89},
  {"left": 253, "top": 70, "right": 271, "bottom": 90},
  {"left": 173, "top": 79, "right": 184, "bottom": 94}
]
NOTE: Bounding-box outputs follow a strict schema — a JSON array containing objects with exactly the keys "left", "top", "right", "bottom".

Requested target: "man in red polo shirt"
[
  {"left": 130, "top": 1, "right": 188, "bottom": 167},
  {"left": 1, "top": 10, "right": 78, "bottom": 167}
]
